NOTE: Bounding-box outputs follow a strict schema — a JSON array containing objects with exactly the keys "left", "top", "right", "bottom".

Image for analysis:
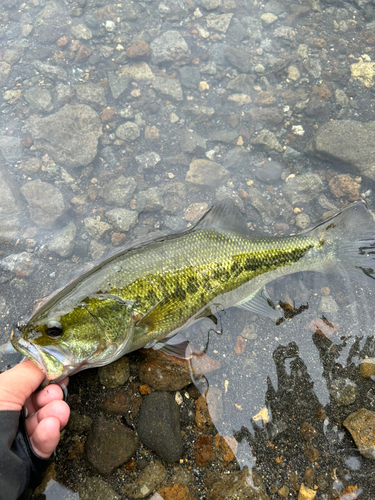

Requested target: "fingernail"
[{"left": 23, "top": 407, "right": 28, "bottom": 418}]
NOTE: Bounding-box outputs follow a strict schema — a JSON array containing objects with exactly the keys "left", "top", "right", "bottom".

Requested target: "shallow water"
[{"left": 1, "top": 0, "right": 375, "bottom": 498}]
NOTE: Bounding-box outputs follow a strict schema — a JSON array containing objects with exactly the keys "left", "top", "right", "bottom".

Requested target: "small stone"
[
  {"left": 328, "top": 174, "right": 360, "bottom": 201},
  {"left": 101, "top": 388, "right": 142, "bottom": 416},
  {"left": 83, "top": 218, "right": 112, "bottom": 240},
  {"left": 126, "top": 40, "right": 150, "bottom": 59},
  {"left": 0, "top": 62, "right": 11, "bottom": 86},
  {"left": 185, "top": 159, "right": 229, "bottom": 191},
  {"left": 76, "top": 83, "right": 107, "bottom": 108},
  {"left": 68, "top": 412, "right": 93, "bottom": 433},
  {"left": 111, "top": 232, "right": 126, "bottom": 246},
  {"left": 89, "top": 240, "right": 106, "bottom": 260},
  {"left": 305, "top": 444, "right": 320, "bottom": 462},
  {"left": 105, "top": 20, "right": 116, "bottom": 32},
  {"left": 288, "top": 66, "right": 300, "bottom": 80},
  {"left": 85, "top": 416, "right": 138, "bottom": 476},
  {"left": 318, "top": 295, "right": 339, "bottom": 313},
  {"left": 136, "top": 188, "right": 164, "bottom": 213},
  {"left": 207, "top": 468, "right": 270, "bottom": 500},
  {"left": 123, "top": 461, "right": 167, "bottom": 499},
  {"left": 150, "top": 31, "right": 191, "bottom": 65},
  {"left": 234, "top": 336, "right": 246, "bottom": 355},
  {"left": 194, "top": 435, "right": 214, "bottom": 466},
  {"left": 206, "top": 13, "right": 233, "bottom": 33},
  {"left": 350, "top": 60, "right": 375, "bottom": 88},
  {"left": 282, "top": 173, "right": 323, "bottom": 205},
  {"left": 153, "top": 77, "right": 183, "bottom": 101},
  {"left": 116, "top": 122, "right": 140, "bottom": 141},
  {"left": 98, "top": 356, "right": 130, "bottom": 389},
  {"left": 71, "top": 23, "right": 92, "bottom": 40},
  {"left": 298, "top": 483, "right": 316, "bottom": 500},
  {"left": 261, "top": 13, "right": 278, "bottom": 25},
  {"left": 252, "top": 129, "right": 283, "bottom": 152},
  {"left": 21, "top": 180, "right": 66, "bottom": 228},
  {"left": 48, "top": 222, "right": 77, "bottom": 257},
  {"left": 254, "top": 91, "right": 276, "bottom": 106},
  {"left": 343, "top": 408, "right": 375, "bottom": 459},
  {"left": 227, "top": 93, "right": 251, "bottom": 106},
  {"left": 100, "top": 176, "right": 136, "bottom": 206},
  {"left": 195, "top": 396, "right": 214, "bottom": 430},
  {"left": 157, "top": 484, "right": 194, "bottom": 500},
  {"left": 359, "top": 358, "right": 375, "bottom": 379},
  {"left": 301, "top": 422, "right": 318, "bottom": 442},
  {"left": 330, "top": 378, "right": 357, "bottom": 406},
  {"left": 145, "top": 126, "right": 159, "bottom": 141},
  {"left": 295, "top": 213, "right": 310, "bottom": 230},
  {"left": 79, "top": 477, "right": 121, "bottom": 500},
  {"left": 137, "top": 392, "right": 183, "bottom": 463},
  {"left": 106, "top": 208, "right": 138, "bottom": 232},
  {"left": 185, "top": 203, "right": 209, "bottom": 223},
  {"left": 0, "top": 136, "right": 22, "bottom": 162}
]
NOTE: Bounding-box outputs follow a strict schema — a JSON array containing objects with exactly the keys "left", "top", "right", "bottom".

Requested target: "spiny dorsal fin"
[{"left": 194, "top": 199, "right": 250, "bottom": 235}]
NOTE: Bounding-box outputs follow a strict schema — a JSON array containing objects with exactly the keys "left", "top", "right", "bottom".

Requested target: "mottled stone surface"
[
  {"left": 21, "top": 180, "right": 66, "bottom": 228},
  {"left": 343, "top": 408, "right": 375, "bottom": 459}
]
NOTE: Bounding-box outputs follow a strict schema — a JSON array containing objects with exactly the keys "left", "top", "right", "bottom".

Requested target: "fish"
[{"left": 10, "top": 200, "right": 375, "bottom": 383}]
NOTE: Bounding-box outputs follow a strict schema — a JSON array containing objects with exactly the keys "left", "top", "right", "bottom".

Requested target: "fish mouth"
[{"left": 11, "top": 332, "right": 70, "bottom": 382}]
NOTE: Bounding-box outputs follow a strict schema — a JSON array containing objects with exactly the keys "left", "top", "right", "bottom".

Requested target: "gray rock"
[
  {"left": 26, "top": 104, "right": 102, "bottom": 168},
  {"left": 282, "top": 173, "right": 323, "bottom": 205},
  {"left": 202, "top": 0, "right": 221, "bottom": 9},
  {"left": 71, "top": 23, "right": 92, "bottom": 40},
  {"left": 152, "top": 77, "right": 183, "bottom": 101},
  {"left": 255, "top": 160, "right": 283, "bottom": 183},
  {"left": 179, "top": 66, "right": 201, "bottom": 89},
  {"left": 206, "top": 13, "right": 233, "bottom": 33},
  {"left": 330, "top": 378, "right": 356, "bottom": 406},
  {"left": 48, "top": 222, "right": 77, "bottom": 257},
  {"left": 68, "top": 412, "right": 93, "bottom": 433},
  {"left": 101, "top": 176, "right": 136, "bottom": 206},
  {"left": 85, "top": 416, "right": 138, "bottom": 476},
  {"left": 0, "top": 62, "right": 11, "bottom": 85},
  {"left": 76, "top": 83, "right": 107, "bottom": 108},
  {"left": 185, "top": 159, "right": 230, "bottom": 191},
  {"left": 79, "top": 477, "right": 121, "bottom": 500},
  {"left": 98, "top": 356, "right": 130, "bottom": 389},
  {"left": 24, "top": 87, "right": 53, "bottom": 112},
  {"left": 150, "top": 30, "right": 191, "bottom": 65},
  {"left": 89, "top": 240, "right": 106, "bottom": 260},
  {"left": 283, "top": 146, "right": 302, "bottom": 160},
  {"left": 215, "top": 186, "right": 245, "bottom": 212},
  {"left": 247, "top": 187, "right": 277, "bottom": 225},
  {"left": 106, "top": 208, "right": 138, "bottom": 232},
  {"left": 227, "top": 74, "right": 255, "bottom": 94},
  {"left": 115, "top": 122, "right": 140, "bottom": 142},
  {"left": 209, "top": 130, "right": 238, "bottom": 143},
  {"left": 108, "top": 72, "right": 131, "bottom": 100},
  {"left": 0, "top": 137, "right": 22, "bottom": 162},
  {"left": 0, "top": 170, "right": 20, "bottom": 215},
  {"left": 225, "top": 46, "right": 253, "bottom": 73},
  {"left": 242, "top": 16, "right": 263, "bottom": 40},
  {"left": 0, "top": 216, "right": 20, "bottom": 245},
  {"left": 33, "top": 60, "right": 67, "bottom": 81},
  {"left": 181, "top": 129, "right": 206, "bottom": 154},
  {"left": 21, "top": 180, "right": 66, "bottom": 228},
  {"left": 83, "top": 218, "right": 112, "bottom": 240},
  {"left": 335, "top": 89, "right": 349, "bottom": 108},
  {"left": 135, "top": 152, "right": 161, "bottom": 173},
  {"left": 223, "top": 147, "right": 252, "bottom": 171},
  {"left": 303, "top": 57, "right": 321, "bottom": 78},
  {"left": 137, "top": 392, "right": 183, "bottom": 462},
  {"left": 56, "top": 84, "right": 74, "bottom": 103},
  {"left": 252, "top": 129, "right": 283, "bottom": 152},
  {"left": 122, "top": 461, "right": 167, "bottom": 498},
  {"left": 305, "top": 120, "right": 375, "bottom": 181},
  {"left": 136, "top": 188, "right": 164, "bottom": 213},
  {"left": 295, "top": 213, "right": 310, "bottom": 230},
  {"left": 3, "top": 49, "right": 20, "bottom": 65}
]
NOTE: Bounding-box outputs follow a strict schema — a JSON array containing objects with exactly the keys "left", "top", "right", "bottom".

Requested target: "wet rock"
[
  {"left": 330, "top": 378, "right": 357, "bottom": 406},
  {"left": 98, "top": 356, "right": 130, "bottom": 389},
  {"left": 152, "top": 77, "right": 183, "bottom": 101},
  {"left": 0, "top": 136, "right": 22, "bottom": 162},
  {"left": 194, "top": 435, "right": 214, "bottom": 466},
  {"left": 24, "top": 87, "right": 53, "bottom": 113},
  {"left": 71, "top": 23, "right": 92, "bottom": 40},
  {"left": 85, "top": 416, "right": 138, "bottom": 476},
  {"left": 247, "top": 187, "right": 277, "bottom": 224},
  {"left": 21, "top": 180, "right": 66, "bottom": 228},
  {"left": 0, "top": 169, "right": 20, "bottom": 215},
  {"left": 255, "top": 160, "right": 283, "bottom": 183},
  {"left": 78, "top": 477, "right": 121, "bottom": 500},
  {"left": 150, "top": 31, "right": 191, "bottom": 65},
  {"left": 350, "top": 59, "right": 375, "bottom": 88},
  {"left": 318, "top": 294, "right": 338, "bottom": 313},
  {"left": 101, "top": 388, "right": 142, "bottom": 416},
  {"left": 305, "top": 120, "right": 375, "bottom": 182},
  {"left": 304, "top": 444, "right": 320, "bottom": 462},
  {"left": 254, "top": 91, "right": 276, "bottom": 106},
  {"left": 100, "top": 176, "right": 136, "bottom": 206},
  {"left": 359, "top": 358, "right": 375, "bottom": 379},
  {"left": 209, "top": 130, "right": 239, "bottom": 143},
  {"left": 179, "top": 66, "right": 201, "bottom": 89},
  {"left": 157, "top": 484, "right": 194, "bottom": 500},
  {"left": 227, "top": 74, "right": 255, "bottom": 94},
  {"left": 116, "top": 122, "right": 140, "bottom": 141},
  {"left": 245, "top": 107, "right": 283, "bottom": 125},
  {"left": 137, "top": 391, "right": 183, "bottom": 462},
  {"left": 202, "top": 0, "right": 221, "bottom": 9},
  {"left": 123, "top": 461, "right": 167, "bottom": 498},
  {"left": 223, "top": 147, "right": 251, "bottom": 171},
  {"left": 215, "top": 186, "right": 245, "bottom": 212},
  {"left": 261, "top": 12, "right": 278, "bottom": 25},
  {"left": 298, "top": 483, "right": 316, "bottom": 500},
  {"left": 282, "top": 173, "right": 323, "bottom": 205},
  {"left": 252, "top": 129, "right": 282, "bottom": 152},
  {"left": 83, "top": 218, "right": 112, "bottom": 240},
  {"left": 119, "top": 62, "right": 154, "bottom": 82},
  {"left": 343, "top": 408, "right": 375, "bottom": 459},
  {"left": 207, "top": 467, "right": 270, "bottom": 500},
  {"left": 328, "top": 174, "right": 360, "bottom": 201},
  {"left": 76, "top": 83, "right": 107, "bottom": 109},
  {"left": 67, "top": 412, "right": 93, "bottom": 433},
  {"left": 185, "top": 159, "right": 230, "bottom": 191},
  {"left": 136, "top": 188, "right": 164, "bottom": 213},
  {"left": 138, "top": 349, "right": 193, "bottom": 391},
  {"left": 89, "top": 239, "right": 106, "bottom": 260},
  {"left": 225, "top": 47, "right": 252, "bottom": 73},
  {"left": 126, "top": 40, "right": 150, "bottom": 59},
  {"left": 135, "top": 152, "right": 161, "bottom": 173},
  {"left": 301, "top": 422, "right": 318, "bottom": 442},
  {"left": 106, "top": 208, "right": 138, "bottom": 232},
  {"left": 48, "top": 222, "right": 77, "bottom": 257},
  {"left": 0, "top": 62, "right": 11, "bottom": 85},
  {"left": 108, "top": 72, "right": 131, "bottom": 100},
  {"left": 335, "top": 89, "right": 349, "bottom": 108},
  {"left": 295, "top": 213, "right": 310, "bottom": 230},
  {"left": 34, "top": 1, "right": 71, "bottom": 44},
  {"left": 56, "top": 84, "right": 74, "bottom": 103},
  {"left": 206, "top": 13, "right": 233, "bottom": 32},
  {"left": 26, "top": 104, "right": 103, "bottom": 168},
  {"left": 181, "top": 129, "right": 207, "bottom": 154},
  {"left": 33, "top": 61, "right": 68, "bottom": 81}
]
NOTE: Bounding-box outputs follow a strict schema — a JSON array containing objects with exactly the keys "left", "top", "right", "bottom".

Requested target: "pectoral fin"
[
  {"left": 145, "top": 333, "right": 191, "bottom": 359},
  {"left": 236, "top": 287, "right": 282, "bottom": 321},
  {"left": 136, "top": 293, "right": 184, "bottom": 333}
]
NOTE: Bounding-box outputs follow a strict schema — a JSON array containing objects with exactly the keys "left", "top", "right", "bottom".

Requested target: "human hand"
[{"left": 0, "top": 359, "right": 70, "bottom": 458}]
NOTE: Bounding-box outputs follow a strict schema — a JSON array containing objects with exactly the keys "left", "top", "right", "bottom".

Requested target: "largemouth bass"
[{"left": 11, "top": 201, "right": 375, "bottom": 383}]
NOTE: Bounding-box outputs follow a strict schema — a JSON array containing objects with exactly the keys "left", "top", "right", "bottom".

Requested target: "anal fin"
[{"left": 236, "top": 287, "right": 283, "bottom": 321}]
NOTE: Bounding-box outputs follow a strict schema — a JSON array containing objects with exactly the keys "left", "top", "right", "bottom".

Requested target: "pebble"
[
  {"left": 329, "top": 378, "right": 357, "bottom": 406},
  {"left": 181, "top": 129, "right": 207, "bottom": 155},
  {"left": 76, "top": 83, "right": 107, "bottom": 109},
  {"left": 136, "top": 188, "right": 164, "bottom": 213},
  {"left": 298, "top": 483, "right": 316, "bottom": 500},
  {"left": 48, "top": 222, "right": 77, "bottom": 258},
  {"left": 115, "top": 122, "right": 140, "bottom": 142},
  {"left": 359, "top": 358, "right": 375, "bottom": 379},
  {"left": 24, "top": 87, "right": 53, "bottom": 113},
  {"left": 106, "top": 208, "right": 138, "bottom": 232},
  {"left": 126, "top": 41, "right": 150, "bottom": 59},
  {"left": 288, "top": 65, "right": 301, "bottom": 80},
  {"left": 79, "top": 477, "right": 121, "bottom": 500},
  {"left": 135, "top": 152, "right": 161, "bottom": 172},
  {"left": 318, "top": 295, "right": 339, "bottom": 313},
  {"left": 206, "top": 13, "right": 233, "bottom": 33},
  {"left": 150, "top": 31, "right": 191, "bottom": 65},
  {"left": 261, "top": 13, "right": 278, "bottom": 25},
  {"left": 185, "top": 159, "right": 229, "bottom": 191},
  {"left": 100, "top": 176, "right": 136, "bottom": 206},
  {"left": 88, "top": 240, "right": 106, "bottom": 260},
  {"left": 98, "top": 356, "right": 130, "bottom": 389},
  {"left": 282, "top": 173, "right": 323, "bottom": 205},
  {"left": 0, "top": 136, "right": 22, "bottom": 162},
  {"left": 67, "top": 412, "right": 93, "bottom": 433},
  {"left": 105, "top": 20, "right": 116, "bottom": 32},
  {"left": 20, "top": 180, "right": 66, "bottom": 228},
  {"left": 0, "top": 170, "right": 20, "bottom": 215},
  {"left": 157, "top": 484, "right": 194, "bottom": 500},
  {"left": 251, "top": 129, "right": 283, "bottom": 152},
  {"left": 85, "top": 416, "right": 138, "bottom": 476},
  {"left": 123, "top": 461, "right": 167, "bottom": 498},
  {"left": 255, "top": 160, "right": 283, "bottom": 183},
  {"left": 295, "top": 213, "right": 310, "bottom": 230},
  {"left": 137, "top": 391, "right": 183, "bottom": 462},
  {"left": 343, "top": 408, "right": 375, "bottom": 459},
  {"left": 207, "top": 468, "right": 270, "bottom": 500},
  {"left": 71, "top": 23, "right": 92, "bottom": 40},
  {"left": 328, "top": 174, "right": 360, "bottom": 201},
  {"left": 194, "top": 435, "right": 214, "bottom": 466},
  {"left": 83, "top": 218, "right": 112, "bottom": 240}
]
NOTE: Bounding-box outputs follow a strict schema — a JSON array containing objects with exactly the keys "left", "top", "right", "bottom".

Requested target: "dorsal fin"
[{"left": 193, "top": 199, "right": 250, "bottom": 235}]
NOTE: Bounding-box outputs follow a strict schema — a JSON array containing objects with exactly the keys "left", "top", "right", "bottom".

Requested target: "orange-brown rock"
[
  {"left": 194, "top": 435, "right": 214, "bottom": 466},
  {"left": 157, "top": 484, "right": 194, "bottom": 500},
  {"left": 195, "top": 395, "right": 214, "bottom": 430},
  {"left": 328, "top": 174, "right": 360, "bottom": 201},
  {"left": 126, "top": 40, "right": 150, "bottom": 58}
]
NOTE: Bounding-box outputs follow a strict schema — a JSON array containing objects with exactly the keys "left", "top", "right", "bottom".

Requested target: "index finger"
[{"left": 0, "top": 359, "right": 46, "bottom": 412}]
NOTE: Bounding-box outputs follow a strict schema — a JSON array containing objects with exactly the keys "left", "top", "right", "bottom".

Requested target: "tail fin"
[{"left": 308, "top": 201, "right": 375, "bottom": 283}]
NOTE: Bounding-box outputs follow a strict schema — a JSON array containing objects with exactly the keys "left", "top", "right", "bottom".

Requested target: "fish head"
[{"left": 11, "top": 296, "right": 135, "bottom": 383}]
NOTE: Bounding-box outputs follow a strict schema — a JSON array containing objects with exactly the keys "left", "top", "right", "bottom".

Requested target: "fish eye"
[{"left": 46, "top": 320, "right": 63, "bottom": 338}]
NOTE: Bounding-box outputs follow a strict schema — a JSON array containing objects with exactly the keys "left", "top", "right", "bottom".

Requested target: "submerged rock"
[
  {"left": 79, "top": 477, "right": 121, "bottom": 500},
  {"left": 122, "top": 461, "right": 167, "bottom": 498},
  {"left": 207, "top": 467, "right": 270, "bottom": 500},
  {"left": 150, "top": 31, "right": 191, "bottom": 65},
  {"left": 343, "top": 408, "right": 375, "bottom": 459},
  {"left": 21, "top": 180, "right": 66, "bottom": 228}
]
